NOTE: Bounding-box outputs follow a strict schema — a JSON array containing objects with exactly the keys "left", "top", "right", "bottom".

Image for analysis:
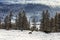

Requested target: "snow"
[
  {"left": 30, "top": 22, "right": 40, "bottom": 30},
  {"left": 0, "top": 29, "right": 60, "bottom": 40}
]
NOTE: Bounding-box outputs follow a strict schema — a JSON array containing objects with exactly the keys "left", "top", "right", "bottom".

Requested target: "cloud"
[{"left": 0, "top": 0, "right": 60, "bottom": 7}]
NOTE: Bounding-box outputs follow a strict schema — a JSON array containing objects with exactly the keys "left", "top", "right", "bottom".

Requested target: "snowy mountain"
[
  {"left": 0, "top": 2, "right": 51, "bottom": 13},
  {"left": 0, "top": 2, "right": 51, "bottom": 22},
  {"left": 0, "top": 2, "right": 59, "bottom": 22}
]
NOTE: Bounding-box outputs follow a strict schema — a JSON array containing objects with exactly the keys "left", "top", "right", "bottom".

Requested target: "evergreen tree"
[
  {"left": 15, "top": 15, "right": 19, "bottom": 29},
  {"left": 18, "top": 10, "right": 30, "bottom": 30},
  {"left": 40, "top": 10, "right": 50, "bottom": 33},
  {"left": 8, "top": 11, "right": 13, "bottom": 29},
  {"left": 44, "top": 10, "right": 50, "bottom": 32},
  {"left": 57, "top": 13, "right": 60, "bottom": 32},
  {"left": 54, "top": 13, "right": 60, "bottom": 32},
  {"left": 4, "top": 11, "right": 13, "bottom": 30},
  {"left": 4, "top": 16, "right": 7, "bottom": 29},
  {"left": 4, "top": 15, "right": 9, "bottom": 30},
  {"left": 23, "top": 11, "right": 30, "bottom": 30},
  {"left": 40, "top": 10, "right": 45, "bottom": 31},
  {"left": 49, "top": 18, "right": 55, "bottom": 32},
  {"left": 54, "top": 13, "right": 58, "bottom": 32},
  {"left": 18, "top": 11, "right": 23, "bottom": 30}
]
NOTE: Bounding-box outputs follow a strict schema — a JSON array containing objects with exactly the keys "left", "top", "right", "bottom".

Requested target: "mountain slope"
[{"left": 0, "top": 2, "right": 58, "bottom": 22}]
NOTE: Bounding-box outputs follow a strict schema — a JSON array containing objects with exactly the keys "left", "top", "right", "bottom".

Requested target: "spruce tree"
[
  {"left": 57, "top": 13, "right": 60, "bottom": 32},
  {"left": 8, "top": 11, "right": 13, "bottom": 29},
  {"left": 55, "top": 13, "right": 60, "bottom": 32},
  {"left": 22, "top": 11, "right": 30, "bottom": 30},
  {"left": 54, "top": 13, "right": 58, "bottom": 32},
  {"left": 40, "top": 10, "right": 50, "bottom": 33},
  {"left": 15, "top": 15, "right": 19, "bottom": 29},
  {"left": 40, "top": 10, "right": 45, "bottom": 31},
  {"left": 44, "top": 10, "right": 50, "bottom": 32},
  {"left": 49, "top": 18, "right": 55, "bottom": 32},
  {"left": 4, "top": 15, "right": 8, "bottom": 29},
  {"left": 4, "top": 15, "right": 9, "bottom": 30},
  {"left": 18, "top": 11, "right": 23, "bottom": 30},
  {"left": 4, "top": 11, "right": 13, "bottom": 30},
  {"left": 18, "top": 10, "right": 30, "bottom": 30}
]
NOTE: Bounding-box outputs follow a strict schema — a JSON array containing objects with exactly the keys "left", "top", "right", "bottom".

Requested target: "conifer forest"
[{"left": 0, "top": 9, "right": 60, "bottom": 33}]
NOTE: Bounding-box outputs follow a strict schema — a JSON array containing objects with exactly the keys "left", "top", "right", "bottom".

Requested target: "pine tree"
[
  {"left": 54, "top": 13, "right": 60, "bottom": 32},
  {"left": 22, "top": 11, "right": 30, "bottom": 30},
  {"left": 18, "top": 10, "right": 30, "bottom": 30},
  {"left": 4, "top": 16, "right": 8, "bottom": 29},
  {"left": 4, "top": 16, "right": 7, "bottom": 29},
  {"left": 40, "top": 10, "right": 50, "bottom": 33},
  {"left": 18, "top": 11, "right": 23, "bottom": 30},
  {"left": 44, "top": 10, "right": 50, "bottom": 32},
  {"left": 8, "top": 11, "right": 13, "bottom": 29},
  {"left": 15, "top": 15, "right": 19, "bottom": 29},
  {"left": 40, "top": 10, "right": 45, "bottom": 31},
  {"left": 54, "top": 13, "right": 58, "bottom": 32},
  {"left": 57, "top": 13, "right": 60, "bottom": 32},
  {"left": 4, "top": 15, "right": 9, "bottom": 30},
  {"left": 49, "top": 18, "right": 55, "bottom": 32},
  {"left": 4, "top": 11, "right": 13, "bottom": 30}
]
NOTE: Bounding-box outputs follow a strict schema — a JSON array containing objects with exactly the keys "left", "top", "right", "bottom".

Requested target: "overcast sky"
[{"left": 0, "top": 0, "right": 60, "bottom": 7}]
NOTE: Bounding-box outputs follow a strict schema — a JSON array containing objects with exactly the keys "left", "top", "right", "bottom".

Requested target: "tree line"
[
  {"left": 0, "top": 10, "right": 30, "bottom": 31},
  {"left": 0, "top": 9, "right": 60, "bottom": 33},
  {"left": 40, "top": 10, "right": 60, "bottom": 33}
]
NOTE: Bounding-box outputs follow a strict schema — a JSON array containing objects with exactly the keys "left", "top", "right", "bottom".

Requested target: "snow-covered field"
[{"left": 0, "top": 29, "right": 60, "bottom": 40}]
